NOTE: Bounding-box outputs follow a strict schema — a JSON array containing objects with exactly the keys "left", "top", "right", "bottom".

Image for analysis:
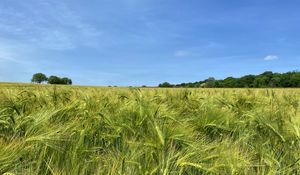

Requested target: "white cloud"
[
  {"left": 264, "top": 55, "right": 279, "bottom": 61},
  {"left": 0, "top": 39, "right": 40, "bottom": 71},
  {"left": 31, "top": 30, "right": 75, "bottom": 50},
  {"left": 174, "top": 50, "right": 190, "bottom": 57}
]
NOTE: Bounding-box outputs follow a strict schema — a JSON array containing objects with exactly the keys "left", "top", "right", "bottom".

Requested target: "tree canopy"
[
  {"left": 48, "top": 76, "right": 72, "bottom": 85},
  {"left": 31, "top": 73, "right": 72, "bottom": 85},
  {"left": 158, "top": 82, "right": 174, "bottom": 88},
  {"left": 158, "top": 71, "right": 300, "bottom": 88},
  {"left": 31, "top": 73, "right": 48, "bottom": 84}
]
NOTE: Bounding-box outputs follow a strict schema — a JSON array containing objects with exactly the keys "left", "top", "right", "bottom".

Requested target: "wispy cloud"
[
  {"left": 30, "top": 30, "right": 75, "bottom": 50},
  {"left": 264, "top": 55, "right": 279, "bottom": 61},
  {"left": 0, "top": 40, "right": 36, "bottom": 82},
  {"left": 0, "top": 1, "right": 102, "bottom": 51},
  {"left": 174, "top": 50, "right": 190, "bottom": 57},
  {"left": 0, "top": 51, "right": 15, "bottom": 63},
  {"left": 0, "top": 41, "right": 30, "bottom": 64},
  {"left": 174, "top": 42, "right": 222, "bottom": 58}
]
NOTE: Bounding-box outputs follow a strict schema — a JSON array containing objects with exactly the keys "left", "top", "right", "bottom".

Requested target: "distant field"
[{"left": 0, "top": 83, "right": 300, "bottom": 174}]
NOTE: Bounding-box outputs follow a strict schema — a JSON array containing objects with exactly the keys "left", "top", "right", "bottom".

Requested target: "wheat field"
[{"left": 0, "top": 83, "right": 299, "bottom": 174}]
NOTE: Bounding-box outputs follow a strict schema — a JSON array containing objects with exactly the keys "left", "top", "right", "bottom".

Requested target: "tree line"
[
  {"left": 31, "top": 73, "right": 72, "bottom": 85},
  {"left": 159, "top": 71, "right": 300, "bottom": 88}
]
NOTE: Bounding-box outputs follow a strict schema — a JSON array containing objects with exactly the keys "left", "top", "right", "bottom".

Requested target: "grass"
[{"left": 0, "top": 83, "right": 299, "bottom": 174}]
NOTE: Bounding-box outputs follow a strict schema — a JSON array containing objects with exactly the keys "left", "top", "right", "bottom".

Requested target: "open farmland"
[{"left": 0, "top": 83, "right": 300, "bottom": 174}]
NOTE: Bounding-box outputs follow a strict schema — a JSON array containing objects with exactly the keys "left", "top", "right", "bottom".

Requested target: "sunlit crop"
[{"left": 0, "top": 83, "right": 299, "bottom": 174}]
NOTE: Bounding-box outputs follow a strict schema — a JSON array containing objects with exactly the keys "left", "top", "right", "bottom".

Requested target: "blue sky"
[{"left": 0, "top": 0, "right": 299, "bottom": 86}]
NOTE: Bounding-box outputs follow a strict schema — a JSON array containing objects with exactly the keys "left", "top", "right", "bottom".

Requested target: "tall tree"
[
  {"left": 31, "top": 73, "right": 48, "bottom": 84},
  {"left": 205, "top": 77, "right": 216, "bottom": 88},
  {"left": 48, "top": 76, "right": 62, "bottom": 84},
  {"left": 61, "top": 77, "right": 72, "bottom": 85},
  {"left": 48, "top": 76, "right": 72, "bottom": 85}
]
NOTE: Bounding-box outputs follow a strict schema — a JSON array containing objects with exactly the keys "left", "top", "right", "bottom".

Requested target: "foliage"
[
  {"left": 48, "top": 76, "right": 72, "bottom": 85},
  {"left": 161, "top": 71, "right": 300, "bottom": 88},
  {"left": 61, "top": 77, "right": 72, "bottom": 85},
  {"left": 0, "top": 84, "right": 300, "bottom": 174},
  {"left": 47, "top": 75, "right": 61, "bottom": 84},
  {"left": 205, "top": 77, "right": 216, "bottom": 88},
  {"left": 158, "top": 82, "right": 174, "bottom": 87},
  {"left": 31, "top": 73, "right": 48, "bottom": 84},
  {"left": 31, "top": 73, "right": 72, "bottom": 85}
]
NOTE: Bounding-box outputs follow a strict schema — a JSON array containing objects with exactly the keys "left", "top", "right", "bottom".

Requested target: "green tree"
[
  {"left": 238, "top": 75, "right": 255, "bottom": 87},
  {"left": 61, "top": 77, "right": 72, "bottom": 85},
  {"left": 290, "top": 72, "right": 300, "bottom": 87},
  {"left": 48, "top": 76, "right": 62, "bottom": 84},
  {"left": 161, "top": 71, "right": 300, "bottom": 88},
  {"left": 31, "top": 73, "right": 48, "bottom": 84},
  {"left": 220, "top": 77, "right": 237, "bottom": 87},
  {"left": 269, "top": 75, "right": 281, "bottom": 87},
  {"left": 158, "top": 82, "right": 173, "bottom": 88},
  {"left": 253, "top": 76, "right": 269, "bottom": 87},
  {"left": 205, "top": 77, "right": 216, "bottom": 88},
  {"left": 48, "top": 76, "right": 72, "bottom": 85}
]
